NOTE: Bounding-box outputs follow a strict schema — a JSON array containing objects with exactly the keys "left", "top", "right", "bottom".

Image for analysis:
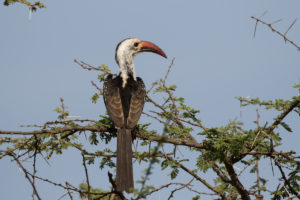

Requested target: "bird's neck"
[{"left": 119, "top": 58, "right": 137, "bottom": 88}]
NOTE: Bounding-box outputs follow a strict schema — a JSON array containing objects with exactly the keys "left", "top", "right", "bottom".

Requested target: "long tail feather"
[{"left": 116, "top": 128, "right": 133, "bottom": 193}]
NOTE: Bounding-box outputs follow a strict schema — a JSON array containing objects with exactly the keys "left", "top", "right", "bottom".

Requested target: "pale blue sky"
[{"left": 0, "top": 1, "right": 299, "bottom": 199}]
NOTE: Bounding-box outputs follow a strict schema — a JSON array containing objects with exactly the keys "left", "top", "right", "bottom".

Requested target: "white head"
[{"left": 115, "top": 38, "right": 167, "bottom": 87}]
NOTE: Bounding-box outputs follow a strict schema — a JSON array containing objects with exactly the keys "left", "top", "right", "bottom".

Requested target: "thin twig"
[
  {"left": 74, "top": 59, "right": 101, "bottom": 71},
  {"left": 139, "top": 118, "right": 171, "bottom": 195},
  {"left": 91, "top": 81, "right": 103, "bottom": 93},
  {"left": 133, "top": 181, "right": 191, "bottom": 200},
  {"left": 8, "top": 151, "right": 42, "bottom": 200},
  {"left": 256, "top": 159, "right": 261, "bottom": 197},
  {"left": 82, "top": 153, "right": 91, "bottom": 200},
  {"left": 32, "top": 136, "right": 38, "bottom": 200},
  {"left": 162, "top": 58, "right": 175, "bottom": 85},
  {"left": 65, "top": 182, "right": 74, "bottom": 200},
  {"left": 167, "top": 178, "right": 193, "bottom": 200},
  {"left": 142, "top": 111, "right": 165, "bottom": 124},
  {"left": 158, "top": 154, "right": 225, "bottom": 198},
  {"left": 274, "top": 160, "right": 300, "bottom": 198}
]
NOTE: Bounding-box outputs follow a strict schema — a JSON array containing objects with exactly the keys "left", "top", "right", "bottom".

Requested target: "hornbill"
[{"left": 103, "top": 38, "right": 167, "bottom": 193}]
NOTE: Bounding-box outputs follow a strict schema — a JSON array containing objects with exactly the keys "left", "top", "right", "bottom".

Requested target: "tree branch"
[
  {"left": 107, "top": 172, "right": 126, "bottom": 200},
  {"left": 166, "top": 156, "right": 225, "bottom": 198},
  {"left": 8, "top": 151, "right": 42, "bottom": 200},
  {"left": 266, "top": 99, "right": 300, "bottom": 135},
  {"left": 251, "top": 16, "right": 300, "bottom": 50},
  {"left": 224, "top": 157, "right": 250, "bottom": 200},
  {"left": 0, "top": 125, "right": 206, "bottom": 149},
  {"left": 232, "top": 99, "right": 300, "bottom": 164},
  {"left": 274, "top": 160, "right": 300, "bottom": 199}
]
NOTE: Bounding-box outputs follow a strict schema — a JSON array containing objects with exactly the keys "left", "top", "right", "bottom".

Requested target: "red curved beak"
[{"left": 140, "top": 41, "right": 167, "bottom": 58}]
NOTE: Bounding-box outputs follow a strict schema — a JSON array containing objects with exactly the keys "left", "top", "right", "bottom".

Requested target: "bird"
[{"left": 103, "top": 38, "right": 167, "bottom": 193}]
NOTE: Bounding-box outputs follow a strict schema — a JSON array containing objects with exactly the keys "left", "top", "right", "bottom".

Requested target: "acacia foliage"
[
  {"left": 4, "top": 0, "right": 45, "bottom": 11},
  {"left": 0, "top": 59, "right": 299, "bottom": 199}
]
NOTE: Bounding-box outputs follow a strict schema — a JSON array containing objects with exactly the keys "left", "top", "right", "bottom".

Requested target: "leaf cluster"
[{"left": 4, "top": 0, "right": 45, "bottom": 11}]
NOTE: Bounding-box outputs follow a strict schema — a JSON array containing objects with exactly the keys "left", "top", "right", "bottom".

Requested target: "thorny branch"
[
  {"left": 1, "top": 93, "right": 299, "bottom": 200},
  {"left": 0, "top": 125, "right": 206, "bottom": 149},
  {"left": 251, "top": 15, "right": 300, "bottom": 50},
  {"left": 1, "top": 48, "right": 299, "bottom": 200}
]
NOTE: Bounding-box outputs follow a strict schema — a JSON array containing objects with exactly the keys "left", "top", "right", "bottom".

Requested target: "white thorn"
[
  {"left": 67, "top": 116, "right": 81, "bottom": 119},
  {"left": 233, "top": 165, "right": 241, "bottom": 172},
  {"left": 28, "top": 6, "right": 32, "bottom": 21}
]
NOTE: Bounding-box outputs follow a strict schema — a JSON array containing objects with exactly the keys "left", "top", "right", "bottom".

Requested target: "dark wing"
[
  {"left": 103, "top": 75, "right": 124, "bottom": 128},
  {"left": 126, "top": 77, "right": 146, "bottom": 129}
]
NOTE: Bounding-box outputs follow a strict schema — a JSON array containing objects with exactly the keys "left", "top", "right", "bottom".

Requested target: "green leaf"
[
  {"left": 91, "top": 93, "right": 100, "bottom": 104},
  {"left": 89, "top": 132, "right": 99, "bottom": 145},
  {"left": 197, "top": 156, "right": 211, "bottom": 172},
  {"left": 280, "top": 121, "right": 292, "bottom": 132},
  {"left": 170, "top": 167, "right": 179, "bottom": 179},
  {"left": 192, "top": 195, "right": 200, "bottom": 200}
]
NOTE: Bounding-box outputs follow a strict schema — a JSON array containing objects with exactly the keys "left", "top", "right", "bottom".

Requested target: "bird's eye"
[{"left": 134, "top": 42, "right": 139, "bottom": 47}]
